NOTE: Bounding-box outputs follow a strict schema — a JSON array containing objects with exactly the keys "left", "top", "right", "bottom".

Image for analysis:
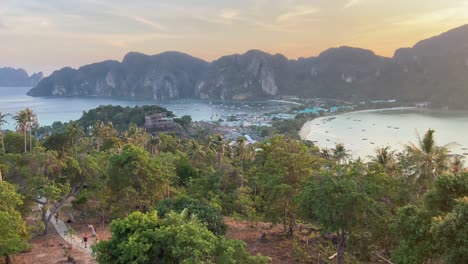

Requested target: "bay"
[
  {"left": 0, "top": 86, "right": 290, "bottom": 130},
  {"left": 300, "top": 108, "right": 468, "bottom": 158}
]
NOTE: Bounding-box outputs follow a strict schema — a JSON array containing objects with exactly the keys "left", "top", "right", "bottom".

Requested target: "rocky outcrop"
[
  {"left": 388, "top": 24, "right": 468, "bottom": 107},
  {"left": 0, "top": 67, "right": 43, "bottom": 87},
  {"left": 27, "top": 24, "right": 468, "bottom": 109},
  {"left": 287, "top": 47, "right": 390, "bottom": 99},
  {"left": 198, "top": 50, "right": 289, "bottom": 100},
  {"left": 28, "top": 52, "right": 208, "bottom": 99}
]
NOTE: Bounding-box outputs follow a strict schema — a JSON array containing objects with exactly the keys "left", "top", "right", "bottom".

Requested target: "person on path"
[
  {"left": 82, "top": 233, "right": 89, "bottom": 248},
  {"left": 55, "top": 212, "right": 59, "bottom": 223}
]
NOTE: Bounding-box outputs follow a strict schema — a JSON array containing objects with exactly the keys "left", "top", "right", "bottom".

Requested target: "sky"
[{"left": 1, "top": 0, "right": 468, "bottom": 75}]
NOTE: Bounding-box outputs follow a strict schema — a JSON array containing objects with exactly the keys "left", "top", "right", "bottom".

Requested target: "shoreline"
[
  {"left": 298, "top": 106, "right": 468, "bottom": 159},
  {"left": 298, "top": 106, "right": 418, "bottom": 141},
  {"left": 335, "top": 106, "right": 417, "bottom": 116},
  {"left": 268, "top": 99, "right": 302, "bottom": 105}
]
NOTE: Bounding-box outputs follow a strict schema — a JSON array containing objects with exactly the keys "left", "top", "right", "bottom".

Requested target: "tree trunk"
[
  {"left": 42, "top": 208, "right": 50, "bottom": 235},
  {"left": 5, "top": 255, "right": 11, "bottom": 264},
  {"left": 68, "top": 211, "right": 75, "bottom": 223},
  {"left": 1, "top": 132, "right": 5, "bottom": 154},
  {"left": 288, "top": 214, "right": 296, "bottom": 236},
  {"left": 29, "top": 129, "right": 32, "bottom": 151},
  {"left": 100, "top": 210, "right": 105, "bottom": 225},
  {"left": 283, "top": 203, "right": 287, "bottom": 233},
  {"left": 24, "top": 130, "right": 27, "bottom": 152},
  {"left": 336, "top": 230, "right": 345, "bottom": 264}
]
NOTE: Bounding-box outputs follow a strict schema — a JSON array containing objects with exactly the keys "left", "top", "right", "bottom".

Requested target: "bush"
[
  {"left": 156, "top": 196, "right": 227, "bottom": 235},
  {"left": 93, "top": 210, "right": 269, "bottom": 264}
]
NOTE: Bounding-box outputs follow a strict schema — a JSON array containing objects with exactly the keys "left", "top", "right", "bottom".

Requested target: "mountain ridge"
[
  {"left": 0, "top": 67, "right": 43, "bottom": 87},
  {"left": 28, "top": 24, "right": 468, "bottom": 108}
]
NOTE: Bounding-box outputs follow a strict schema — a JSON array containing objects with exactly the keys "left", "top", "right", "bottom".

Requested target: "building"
[{"left": 144, "top": 112, "right": 182, "bottom": 135}]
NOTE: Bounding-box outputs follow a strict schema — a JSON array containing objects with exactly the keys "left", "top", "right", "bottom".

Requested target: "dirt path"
[{"left": 37, "top": 203, "right": 95, "bottom": 255}]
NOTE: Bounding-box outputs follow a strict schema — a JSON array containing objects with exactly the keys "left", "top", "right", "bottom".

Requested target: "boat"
[{"left": 362, "top": 138, "right": 368, "bottom": 140}]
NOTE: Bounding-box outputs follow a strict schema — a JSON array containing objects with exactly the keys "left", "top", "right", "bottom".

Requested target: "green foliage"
[
  {"left": 253, "top": 135, "right": 321, "bottom": 231},
  {"left": 0, "top": 181, "right": 30, "bottom": 259},
  {"left": 391, "top": 206, "right": 437, "bottom": 264},
  {"left": 0, "top": 105, "right": 464, "bottom": 264},
  {"left": 107, "top": 145, "right": 175, "bottom": 217},
  {"left": 404, "top": 129, "right": 450, "bottom": 195},
  {"left": 93, "top": 210, "right": 269, "bottom": 264},
  {"left": 33, "top": 121, "right": 68, "bottom": 136},
  {"left": 157, "top": 133, "right": 181, "bottom": 153},
  {"left": 270, "top": 117, "right": 308, "bottom": 138},
  {"left": 79, "top": 105, "right": 171, "bottom": 132},
  {"left": 42, "top": 132, "right": 69, "bottom": 152},
  {"left": 298, "top": 163, "right": 388, "bottom": 263},
  {"left": 156, "top": 196, "right": 227, "bottom": 235},
  {"left": 175, "top": 157, "right": 199, "bottom": 186},
  {"left": 1, "top": 132, "right": 24, "bottom": 154},
  {"left": 431, "top": 197, "right": 468, "bottom": 264},
  {"left": 173, "top": 115, "right": 192, "bottom": 129},
  {"left": 299, "top": 164, "right": 385, "bottom": 231},
  {"left": 424, "top": 173, "right": 468, "bottom": 213},
  {"left": 392, "top": 173, "right": 468, "bottom": 263}
]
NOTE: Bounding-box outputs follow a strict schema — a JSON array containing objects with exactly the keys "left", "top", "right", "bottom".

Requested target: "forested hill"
[
  {"left": 0, "top": 67, "right": 43, "bottom": 87},
  {"left": 28, "top": 24, "right": 468, "bottom": 109}
]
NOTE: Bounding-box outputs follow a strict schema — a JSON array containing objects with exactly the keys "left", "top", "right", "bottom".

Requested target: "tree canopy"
[{"left": 92, "top": 210, "right": 269, "bottom": 264}]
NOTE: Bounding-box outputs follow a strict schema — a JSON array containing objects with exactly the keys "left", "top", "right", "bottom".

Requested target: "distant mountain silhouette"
[
  {"left": 28, "top": 24, "right": 468, "bottom": 109},
  {"left": 0, "top": 67, "right": 43, "bottom": 87}
]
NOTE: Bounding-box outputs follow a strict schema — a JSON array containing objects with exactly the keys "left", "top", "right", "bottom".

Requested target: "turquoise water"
[
  {"left": 0, "top": 87, "right": 290, "bottom": 130},
  {"left": 300, "top": 108, "right": 468, "bottom": 158}
]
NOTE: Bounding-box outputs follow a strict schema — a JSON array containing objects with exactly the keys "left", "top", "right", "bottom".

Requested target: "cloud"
[
  {"left": 220, "top": 9, "right": 239, "bottom": 20},
  {"left": 393, "top": 4, "right": 468, "bottom": 27},
  {"left": 344, "top": 0, "right": 362, "bottom": 9},
  {"left": 191, "top": 8, "right": 241, "bottom": 25},
  {"left": 131, "top": 16, "right": 165, "bottom": 31},
  {"left": 276, "top": 7, "right": 319, "bottom": 23}
]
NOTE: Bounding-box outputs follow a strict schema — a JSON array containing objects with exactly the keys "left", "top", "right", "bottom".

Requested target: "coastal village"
[{"left": 142, "top": 98, "right": 402, "bottom": 146}]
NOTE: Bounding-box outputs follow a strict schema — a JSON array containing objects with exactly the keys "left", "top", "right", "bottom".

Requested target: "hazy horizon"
[{"left": 1, "top": 0, "right": 468, "bottom": 75}]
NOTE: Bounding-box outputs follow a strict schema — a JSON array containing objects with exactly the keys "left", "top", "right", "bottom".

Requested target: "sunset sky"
[{"left": 1, "top": 0, "right": 468, "bottom": 75}]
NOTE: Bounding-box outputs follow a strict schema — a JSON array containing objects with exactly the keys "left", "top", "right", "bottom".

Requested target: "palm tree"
[
  {"left": 148, "top": 137, "right": 160, "bottom": 156},
  {"left": 66, "top": 121, "right": 84, "bottom": 146},
  {"left": 14, "top": 109, "right": 29, "bottom": 152},
  {"left": 371, "top": 146, "right": 396, "bottom": 172},
  {"left": 93, "top": 121, "right": 106, "bottom": 151},
  {"left": 124, "top": 124, "right": 151, "bottom": 149},
  {"left": 332, "top": 143, "right": 350, "bottom": 164},
  {"left": 209, "top": 134, "right": 225, "bottom": 166},
  {"left": 406, "top": 129, "right": 450, "bottom": 195},
  {"left": 187, "top": 140, "right": 206, "bottom": 165},
  {"left": 26, "top": 109, "right": 38, "bottom": 151},
  {"left": 0, "top": 112, "right": 10, "bottom": 154},
  {"left": 235, "top": 136, "right": 247, "bottom": 162}
]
